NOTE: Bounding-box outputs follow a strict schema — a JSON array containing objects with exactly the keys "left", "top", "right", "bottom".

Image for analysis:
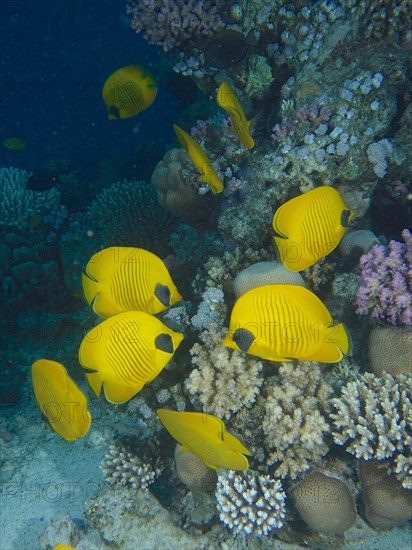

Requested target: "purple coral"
[
  {"left": 127, "top": 0, "right": 224, "bottom": 52},
  {"left": 356, "top": 229, "right": 412, "bottom": 326},
  {"left": 271, "top": 103, "right": 332, "bottom": 143}
]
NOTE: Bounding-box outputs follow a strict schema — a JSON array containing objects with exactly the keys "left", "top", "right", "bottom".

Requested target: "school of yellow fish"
[{"left": 32, "top": 64, "right": 354, "bottom": 476}]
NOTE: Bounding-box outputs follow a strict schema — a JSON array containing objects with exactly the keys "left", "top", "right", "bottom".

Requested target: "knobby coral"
[
  {"left": 186, "top": 323, "right": 263, "bottom": 420},
  {"left": 330, "top": 372, "right": 412, "bottom": 489},
  {"left": 263, "top": 362, "right": 333, "bottom": 479},
  {"left": 216, "top": 470, "right": 286, "bottom": 536},
  {"left": 127, "top": 0, "right": 224, "bottom": 52},
  {"left": 101, "top": 444, "right": 161, "bottom": 490},
  {"left": 356, "top": 229, "right": 412, "bottom": 326}
]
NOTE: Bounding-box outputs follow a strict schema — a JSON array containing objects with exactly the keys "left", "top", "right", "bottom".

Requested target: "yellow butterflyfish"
[
  {"left": 223, "top": 284, "right": 350, "bottom": 363},
  {"left": 173, "top": 124, "right": 224, "bottom": 194},
  {"left": 82, "top": 247, "right": 182, "bottom": 318},
  {"left": 31, "top": 359, "right": 91, "bottom": 442},
  {"left": 157, "top": 409, "right": 251, "bottom": 470},
  {"left": 102, "top": 64, "right": 157, "bottom": 119},
  {"left": 216, "top": 81, "right": 254, "bottom": 149},
  {"left": 272, "top": 186, "right": 354, "bottom": 272},
  {"left": 79, "top": 311, "right": 184, "bottom": 404}
]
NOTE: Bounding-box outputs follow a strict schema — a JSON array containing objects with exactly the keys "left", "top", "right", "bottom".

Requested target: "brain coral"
[
  {"left": 360, "top": 459, "right": 412, "bottom": 528},
  {"left": 233, "top": 261, "right": 306, "bottom": 298},
  {"left": 291, "top": 471, "right": 356, "bottom": 535},
  {"left": 368, "top": 327, "right": 412, "bottom": 376},
  {"left": 174, "top": 444, "right": 217, "bottom": 494}
]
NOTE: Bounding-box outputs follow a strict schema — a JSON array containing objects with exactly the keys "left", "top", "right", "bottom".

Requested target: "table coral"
[{"left": 262, "top": 362, "right": 333, "bottom": 480}]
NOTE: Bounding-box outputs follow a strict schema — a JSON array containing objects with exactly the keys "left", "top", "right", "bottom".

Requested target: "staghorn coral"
[
  {"left": 127, "top": 0, "right": 224, "bottom": 52},
  {"left": 186, "top": 323, "right": 263, "bottom": 420},
  {"left": 86, "top": 179, "right": 175, "bottom": 255},
  {"left": 100, "top": 444, "right": 161, "bottom": 490},
  {"left": 216, "top": 470, "right": 286, "bottom": 536},
  {"left": 356, "top": 229, "right": 412, "bottom": 326},
  {"left": 263, "top": 362, "right": 333, "bottom": 479},
  {"left": 330, "top": 372, "right": 412, "bottom": 489},
  {"left": 291, "top": 470, "right": 356, "bottom": 535}
]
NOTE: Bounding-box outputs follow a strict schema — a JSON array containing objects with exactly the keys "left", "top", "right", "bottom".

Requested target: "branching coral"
[
  {"left": 216, "top": 470, "right": 286, "bottom": 536},
  {"left": 262, "top": 362, "right": 333, "bottom": 479},
  {"left": 185, "top": 323, "right": 263, "bottom": 420},
  {"left": 101, "top": 444, "right": 161, "bottom": 490},
  {"left": 330, "top": 372, "right": 412, "bottom": 489}
]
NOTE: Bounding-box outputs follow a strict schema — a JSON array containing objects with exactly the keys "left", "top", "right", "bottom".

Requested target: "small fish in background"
[
  {"left": 272, "top": 186, "right": 354, "bottom": 271},
  {"left": 217, "top": 81, "right": 255, "bottom": 149},
  {"left": 2, "top": 137, "right": 26, "bottom": 150},
  {"left": 31, "top": 359, "right": 92, "bottom": 441},
  {"left": 52, "top": 545, "right": 76, "bottom": 550},
  {"left": 204, "top": 29, "right": 258, "bottom": 69},
  {"left": 79, "top": 311, "right": 184, "bottom": 404},
  {"left": 26, "top": 172, "right": 58, "bottom": 191},
  {"left": 82, "top": 246, "right": 182, "bottom": 318},
  {"left": 102, "top": 64, "right": 158, "bottom": 119},
  {"left": 224, "top": 284, "right": 351, "bottom": 363},
  {"left": 173, "top": 123, "right": 224, "bottom": 194},
  {"left": 157, "top": 409, "right": 251, "bottom": 470}
]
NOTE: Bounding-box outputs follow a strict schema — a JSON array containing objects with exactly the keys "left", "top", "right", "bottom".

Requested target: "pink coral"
[
  {"left": 356, "top": 229, "right": 412, "bottom": 326},
  {"left": 127, "top": 0, "right": 224, "bottom": 52}
]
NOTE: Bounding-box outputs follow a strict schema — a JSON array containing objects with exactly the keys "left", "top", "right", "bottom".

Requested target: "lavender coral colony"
[{"left": 6, "top": 1, "right": 412, "bottom": 549}]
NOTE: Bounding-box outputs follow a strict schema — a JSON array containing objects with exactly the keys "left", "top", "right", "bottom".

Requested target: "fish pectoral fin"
[{"left": 86, "top": 371, "right": 103, "bottom": 397}]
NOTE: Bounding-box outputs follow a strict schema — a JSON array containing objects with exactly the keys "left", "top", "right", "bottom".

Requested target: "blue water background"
[{"left": 0, "top": 0, "right": 179, "bottom": 180}]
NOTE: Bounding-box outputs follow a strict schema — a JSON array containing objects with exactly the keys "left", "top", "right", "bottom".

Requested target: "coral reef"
[
  {"left": 291, "top": 470, "right": 356, "bottom": 535},
  {"left": 127, "top": 0, "right": 224, "bottom": 52},
  {"left": 356, "top": 229, "right": 412, "bottom": 326},
  {"left": 262, "top": 362, "right": 333, "bottom": 479},
  {"left": 330, "top": 372, "right": 412, "bottom": 488},
  {"left": 216, "top": 470, "right": 286, "bottom": 536},
  {"left": 100, "top": 444, "right": 161, "bottom": 490},
  {"left": 186, "top": 323, "right": 264, "bottom": 420},
  {"left": 339, "top": 229, "right": 380, "bottom": 256}
]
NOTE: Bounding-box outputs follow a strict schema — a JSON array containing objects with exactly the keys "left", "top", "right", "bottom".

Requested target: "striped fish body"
[
  {"left": 82, "top": 247, "right": 182, "bottom": 318},
  {"left": 102, "top": 64, "right": 157, "bottom": 119},
  {"left": 223, "top": 284, "right": 350, "bottom": 363},
  {"left": 31, "top": 359, "right": 91, "bottom": 441},
  {"left": 79, "top": 311, "right": 183, "bottom": 404},
  {"left": 272, "top": 186, "right": 354, "bottom": 272},
  {"left": 157, "top": 409, "right": 251, "bottom": 470}
]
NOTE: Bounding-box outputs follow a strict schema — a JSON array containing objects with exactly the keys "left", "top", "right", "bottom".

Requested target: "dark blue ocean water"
[{"left": 0, "top": 0, "right": 179, "bottom": 180}]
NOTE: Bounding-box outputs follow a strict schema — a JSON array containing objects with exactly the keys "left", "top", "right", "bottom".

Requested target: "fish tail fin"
[
  {"left": 86, "top": 371, "right": 103, "bottom": 397},
  {"left": 337, "top": 323, "right": 351, "bottom": 356},
  {"left": 81, "top": 272, "right": 98, "bottom": 305}
]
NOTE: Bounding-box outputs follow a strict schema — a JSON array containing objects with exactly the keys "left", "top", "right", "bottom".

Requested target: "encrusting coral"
[
  {"left": 174, "top": 444, "right": 217, "bottom": 494},
  {"left": 330, "top": 372, "right": 412, "bottom": 488},
  {"left": 186, "top": 323, "right": 264, "bottom": 420},
  {"left": 262, "top": 362, "right": 333, "bottom": 479},
  {"left": 216, "top": 469, "right": 286, "bottom": 536},
  {"left": 368, "top": 327, "right": 412, "bottom": 376},
  {"left": 100, "top": 444, "right": 161, "bottom": 490},
  {"left": 291, "top": 470, "right": 357, "bottom": 535}
]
